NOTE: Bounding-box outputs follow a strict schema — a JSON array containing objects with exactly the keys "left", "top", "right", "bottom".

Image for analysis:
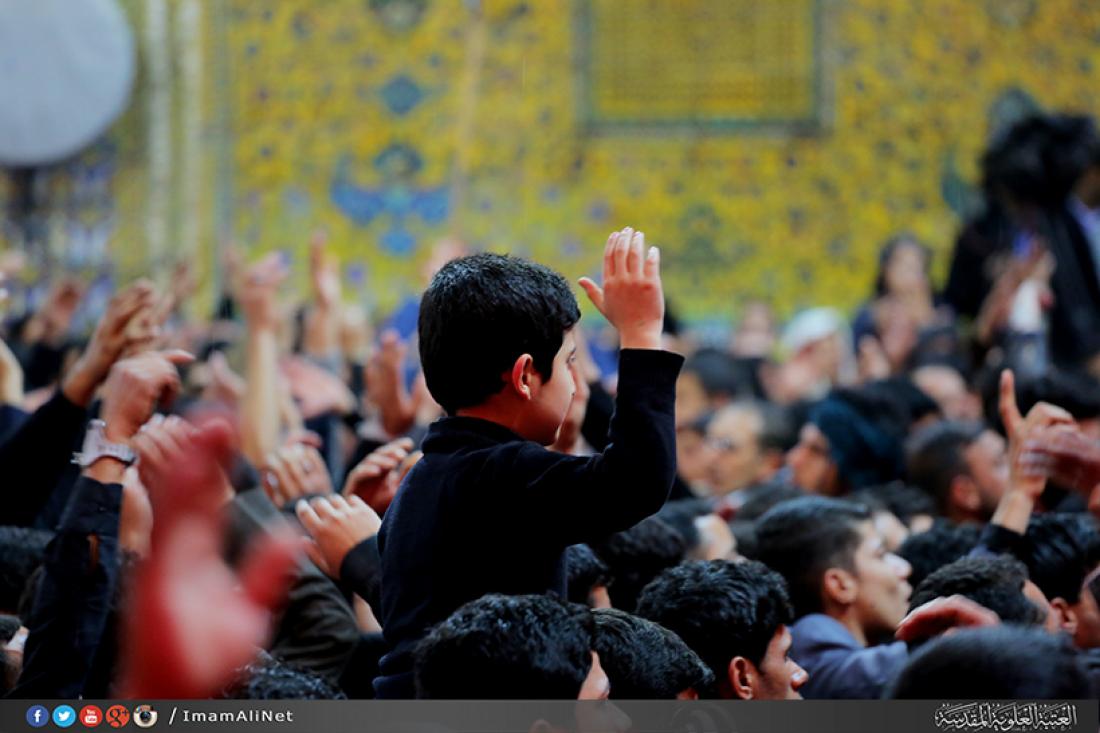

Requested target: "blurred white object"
[
  {"left": 1008, "top": 279, "right": 1043, "bottom": 333},
  {"left": 0, "top": 0, "right": 135, "bottom": 166}
]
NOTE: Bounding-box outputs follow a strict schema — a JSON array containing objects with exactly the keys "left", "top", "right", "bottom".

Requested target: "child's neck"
[{"left": 455, "top": 401, "right": 525, "bottom": 436}]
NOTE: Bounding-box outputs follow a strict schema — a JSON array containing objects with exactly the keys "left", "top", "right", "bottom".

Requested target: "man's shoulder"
[{"left": 791, "top": 614, "right": 862, "bottom": 651}]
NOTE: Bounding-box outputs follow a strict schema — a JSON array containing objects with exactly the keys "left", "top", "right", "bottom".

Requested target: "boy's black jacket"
[{"left": 374, "top": 348, "right": 683, "bottom": 698}]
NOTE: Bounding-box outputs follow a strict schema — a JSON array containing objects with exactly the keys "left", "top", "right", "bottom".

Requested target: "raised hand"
[
  {"left": 98, "top": 350, "right": 195, "bottom": 445},
  {"left": 238, "top": 254, "right": 288, "bottom": 332},
  {"left": 365, "top": 330, "right": 418, "bottom": 437},
  {"left": 296, "top": 494, "right": 381, "bottom": 579},
  {"left": 578, "top": 227, "right": 664, "bottom": 350},
  {"left": 309, "top": 229, "right": 341, "bottom": 310},
  {"left": 342, "top": 437, "right": 417, "bottom": 514},
  {"left": 62, "top": 281, "right": 160, "bottom": 407},
  {"left": 121, "top": 416, "right": 298, "bottom": 699},
  {"left": 999, "top": 369, "right": 1075, "bottom": 500},
  {"left": 260, "top": 443, "right": 333, "bottom": 507}
]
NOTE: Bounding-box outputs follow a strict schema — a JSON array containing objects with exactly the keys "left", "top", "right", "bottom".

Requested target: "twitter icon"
[{"left": 52, "top": 705, "right": 76, "bottom": 728}]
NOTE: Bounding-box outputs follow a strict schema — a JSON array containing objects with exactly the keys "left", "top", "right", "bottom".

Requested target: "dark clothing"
[
  {"left": 1, "top": 390, "right": 88, "bottom": 528},
  {"left": 1044, "top": 206, "right": 1100, "bottom": 367},
  {"left": 790, "top": 614, "right": 908, "bottom": 699},
  {"left": 10, "top": 477, "right": 121, "bottom": 699},
  {"left": 340, "top": 536, "right": 382, "bottom": 611},
  {"left": 375, "top": 348, "right": 683, "bottom": 698},
  {"left": 228, "top": 488, "right": 361, "bottom": 686}
]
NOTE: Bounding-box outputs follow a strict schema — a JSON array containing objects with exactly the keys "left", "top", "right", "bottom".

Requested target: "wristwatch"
[{"left": 72, "top": 419, "right": 136, "bottom": 468}]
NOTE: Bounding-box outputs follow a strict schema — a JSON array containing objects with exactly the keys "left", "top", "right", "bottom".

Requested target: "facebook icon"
[{"left": 26, "top": 705, "right": 49, "bottom": 728}]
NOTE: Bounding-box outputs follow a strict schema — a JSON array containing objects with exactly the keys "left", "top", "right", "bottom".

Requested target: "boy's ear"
[{"left": 509, "top": 354, "right": 537, "bottom": 400}]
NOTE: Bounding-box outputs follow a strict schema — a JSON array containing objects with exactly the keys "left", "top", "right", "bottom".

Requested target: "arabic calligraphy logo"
[{"left": 934, "top": 702, "right": 1078, "bottom": 732}]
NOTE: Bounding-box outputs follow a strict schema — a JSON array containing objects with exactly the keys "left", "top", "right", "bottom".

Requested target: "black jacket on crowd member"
[
  {"left": 375, "top": 349, "right": 682, "bottom": 699},
  {"left": 2, "top": 391, "right": 88, "bottom": 528}
]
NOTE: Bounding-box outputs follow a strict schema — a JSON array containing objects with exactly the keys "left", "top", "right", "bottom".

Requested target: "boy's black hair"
[
  {"left": 808, "top": 387, "right": 907, "bottom": 490},
  {"left": 635, "top": 560, "right": 793, "bottom": 685},
  {"left": 414, "top": 593, "right": 594, "bottom": 699},
  {"left": 896, "top": 521, "right": 981, "bottom": 589},
  {"left": 418, "top": 254, "right": 580, "bottom": 414},
  {"left": 909, "top": 554, "right": 1045, "bottom": 626},
  {"left": 565, "top": 544, "right": 612, "bottom": 606},
  {"left": 889, "top": 626, "right": 1089, "bottom": 699},
  {"left": 0, "top": 527, "right": 51, "bottom": 613},
  {"left": 1024, "top": 514, "right": 1100, "bottom": 604},
  {"left": 904, "top": 421, "right": 986, "bottom": 514},
  {"left": 591, "top": 608, "right": 714, "bottom": 699},
  {"left": 223, "top": 656, "right": 347, "bottom": 700},
  {"left": 590, "top": 517, "right": 687, "bottom": 613},
  {"left": 851, "top": 481, "right": 938, "bottom": 525},
  {"left": 754, "top": 497, "right": 872, "bottom": 618}
]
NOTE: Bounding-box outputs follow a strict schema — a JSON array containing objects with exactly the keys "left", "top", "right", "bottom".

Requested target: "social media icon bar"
[
  {"left": 52, "top": 705, "right": 76, "bottom": 728},
  {"left": 80, "top": 705, "right": 103, "bottom": 728},
  {"left": 105, "top": 706, "right": 130, "bottom": 729},
  {"left": 132, "top": 705, "right": 157, "bottom": 729},
  {"left": 25, "top": 705, "right": 49, "bottom": 728}
]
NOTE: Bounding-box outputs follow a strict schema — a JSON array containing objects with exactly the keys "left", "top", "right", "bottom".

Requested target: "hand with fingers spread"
[
  {"left": 342, "top": 437, "right": 417, "bottom": 513},
  {"left": 260, "top": 443, "right": 333, "bottom": 508},
  {"left": 62, "top": 280, "right": 161, "bottom": 407},
  {"left": 122, "top": 416, "right": 298, "bottom": 699},
  {"left": 365, "top": 330, "right": 419, "bottom": 436},
  {"left": 296, "top": 494, "right": 381, "bottom": 580},
  {"left": 578, "top": 227, "right": 664, "bottom": 350}
]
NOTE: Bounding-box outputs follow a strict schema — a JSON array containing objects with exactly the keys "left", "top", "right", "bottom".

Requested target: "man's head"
[
  {"left": 675, "top": 349, "right": 750, "bottom": 426},
  {"left": 418, "top": 254, "right": 581, "bottom": 444},
  {"left": 755, "top": 497, "right": 912, "bottom": 645},
  {"left": 911, "top": 365, "right": 983, "bottom": 422},
  {"left": 906, "top": 422, "right": 1009, "bottom": 523},
  {"left": 787, "top": 390, "right": 905, "bottom": 495},
  {"left": 909, "top": 554, "right": 1051, "bottom": 630},
  {"left": 656, "top": 500, "right": 736, "bottom": 562},
  {"left": 591, "top": 608, "right": 714, "bottom": 699},
  {"left": 896, "top": 521, "right": 981, "bottom": 589},
  {"left": 591, "top": 518, "right": 686, "bottom": 613},
  {"left": 414, "top": 594, "right": 607, "bottom": 699},
  {"left": 1023, "top": 514, "right": 1100, "bottom": 644},
  {"left": 565, "top": 544, "right": 613, "bottom": 609},
  {"left": 889, "top": 626, "right": 1090, "bottom": 700},
  {"left": 636, "top": 560, "right": 807, "bottom": 700},
  {"left": 705, "top": 402, "right": 789, "bottom": 495}
]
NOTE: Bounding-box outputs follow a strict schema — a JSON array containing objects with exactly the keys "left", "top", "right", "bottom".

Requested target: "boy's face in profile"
[{"left": 519, "top": 328, "right": 578, "bottom": 446}]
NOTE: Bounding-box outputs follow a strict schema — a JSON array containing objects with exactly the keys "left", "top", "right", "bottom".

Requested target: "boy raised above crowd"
[{"left": 375, "top": 228, "right": 684, "bottom": 698}]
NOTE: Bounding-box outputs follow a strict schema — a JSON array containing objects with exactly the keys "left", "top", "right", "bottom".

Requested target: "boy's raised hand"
[{"left": 579, "top": 227, "right": 664, "bottom": 350}]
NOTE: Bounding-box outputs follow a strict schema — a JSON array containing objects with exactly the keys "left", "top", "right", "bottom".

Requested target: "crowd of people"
[{"left": 2, "top": 109, "right": 1100, "bottom": 703}]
